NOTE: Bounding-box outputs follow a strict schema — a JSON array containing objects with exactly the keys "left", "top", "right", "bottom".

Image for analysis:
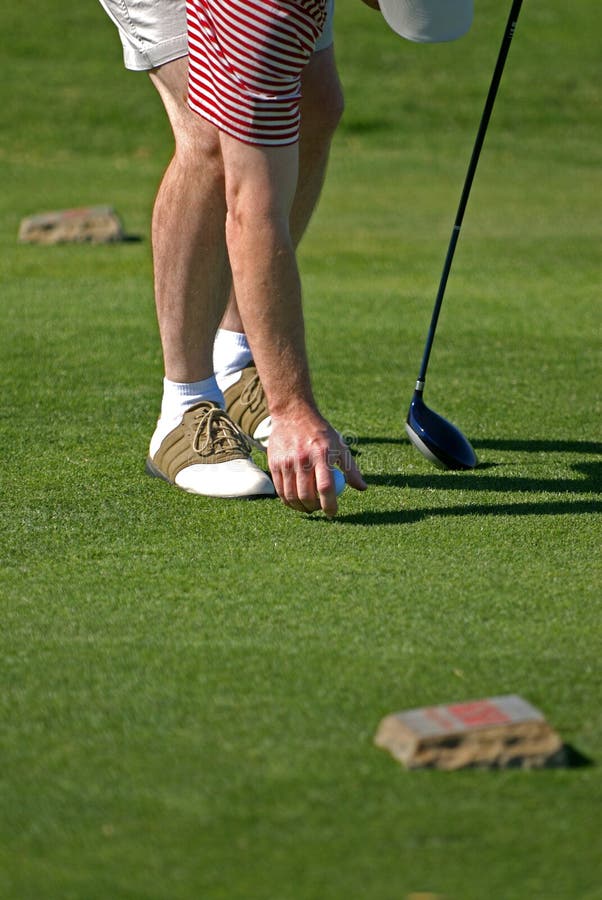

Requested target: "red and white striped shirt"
[{"left": 187, "top": 0, "right": 327, "bottom": 146}]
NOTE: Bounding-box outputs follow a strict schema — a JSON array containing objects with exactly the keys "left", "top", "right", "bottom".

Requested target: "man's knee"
[
  {"left": 176, "top": 119, "right": 223, "bottom": 178},
  {"left": 150, "top": 57, "right": 224, "bottom": 177},
  {"left": 166, "top": 114, "right": 225, "bottom": 194}
]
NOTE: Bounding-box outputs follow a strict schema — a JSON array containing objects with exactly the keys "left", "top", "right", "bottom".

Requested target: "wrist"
[{"left": 268, "top": 392, "right": 318, "bottom": 422}]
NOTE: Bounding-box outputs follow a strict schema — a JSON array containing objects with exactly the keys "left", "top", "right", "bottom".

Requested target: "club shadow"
[
  {"left": 474, "top": 438, "right": 602, "bottom": 455},
  {"left": 327, "top": 498, "right": 602, "bottom": 527},
  {"left": 364, "top": 461, "right": 601, "bottom": 495},
  {"left": 352, "top": 436, "right": 602, "bottom": 455}
]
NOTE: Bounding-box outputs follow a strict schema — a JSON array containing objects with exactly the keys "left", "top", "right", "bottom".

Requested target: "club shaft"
[{"left": 416, "top": 0, "right": 524, "bottom": 386}]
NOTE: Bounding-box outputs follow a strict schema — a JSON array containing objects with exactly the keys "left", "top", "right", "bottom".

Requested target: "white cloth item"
[
  {"left": 213, "top": 329, "right": 253, "bottom": 392},
  {"left": 160, "top": 374, "right": 224, "bottom": 418},
  {"left": 379, "top": 0, "right": 473, "bottom": 43},
  {"left": 150, "top": 375, "right": 225, "bottom": 457}
]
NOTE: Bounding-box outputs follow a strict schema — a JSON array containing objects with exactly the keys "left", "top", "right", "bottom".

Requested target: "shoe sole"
[{"left": 145, "top": 457, "right": 275, "bottom": 500}]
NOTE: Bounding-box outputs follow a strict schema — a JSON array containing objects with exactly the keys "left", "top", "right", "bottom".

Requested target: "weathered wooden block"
[
  {"left": 18, "top": 205, "right": 125, "bottom": 244},
  {"left": 407, "top": 894, "right": 446, "bottom": 900},
  {"left": 375, "top": 695, "right": 565, "bottom": 770}
]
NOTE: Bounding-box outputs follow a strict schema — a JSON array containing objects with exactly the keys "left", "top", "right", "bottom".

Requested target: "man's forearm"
[
  {"left": 219, "top": 135, "right": 318, "bottom": 419},
  {"left": 226, "top": 215, "right": 316, "bottom": 419}
]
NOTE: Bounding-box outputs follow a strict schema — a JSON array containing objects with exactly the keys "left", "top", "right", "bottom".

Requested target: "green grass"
[{"left": 1, "top": 2, "right": 601, "bottom": 898}]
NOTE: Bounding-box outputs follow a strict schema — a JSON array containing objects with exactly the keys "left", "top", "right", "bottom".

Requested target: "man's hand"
[{"left": 268, "top": 407, "right": 367, "bottom": 517}]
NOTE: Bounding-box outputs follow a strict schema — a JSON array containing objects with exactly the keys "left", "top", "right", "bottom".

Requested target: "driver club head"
[{"left": 406, "top": 391, "right": 477, "bottom": 470}]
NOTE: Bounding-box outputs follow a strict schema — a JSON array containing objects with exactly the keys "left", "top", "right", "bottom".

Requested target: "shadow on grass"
[
  {"left": 561, "top": 744, "right": 594, "bottom": 768},
  {"left": 352, "top": 436, "right": 602, "bottom": 455},
  {"left": 366, "top": 461, "right": 601, "bottom": 496},
  {"left": 353, "top": 434, "right": 601, "bottom": 494},
  {"left": 325, "top": 436, "right": 602, "bottom": 526},
  {"left": 474, "top": 439, "right": 602, "bottom": 455},
  {"left": 333, "top": 499, "right": 602, "bottom": 527}
]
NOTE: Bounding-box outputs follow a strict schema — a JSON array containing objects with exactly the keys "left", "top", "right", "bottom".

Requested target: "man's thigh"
[{"left": 149, "top": 56, "right": 223, "bottom": 160}]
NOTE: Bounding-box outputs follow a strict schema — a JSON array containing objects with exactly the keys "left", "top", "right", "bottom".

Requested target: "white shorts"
[{"left": 98, "top": 0, "right": 334, "bottom": 71}]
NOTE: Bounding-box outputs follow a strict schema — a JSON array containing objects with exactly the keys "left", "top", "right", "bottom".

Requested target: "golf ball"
[
  {"left": 311, "top": 468, "right": 346, "bottom": 502},
  {"left": 333, "top": 467, "right": 346, "bottom": 497}
]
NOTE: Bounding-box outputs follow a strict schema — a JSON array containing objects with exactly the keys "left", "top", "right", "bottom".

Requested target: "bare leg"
[{"left": 149, "top": 57, "right": 230, "bottom": 383}]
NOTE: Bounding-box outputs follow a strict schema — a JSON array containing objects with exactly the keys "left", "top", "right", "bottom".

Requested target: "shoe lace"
[
  {"left": 192, "top": 405, "right": 252, "bottom": 458},
  {"left": 240, "top": 371, "right": 266, "bottom": 414}
]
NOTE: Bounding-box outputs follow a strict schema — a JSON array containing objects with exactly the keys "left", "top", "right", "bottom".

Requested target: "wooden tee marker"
[
  {"left": 18, "top": 206, "right": 125, "bottom": 244},
  {"left": 375, "top": 695, "right": 565, "bottom": 770}
]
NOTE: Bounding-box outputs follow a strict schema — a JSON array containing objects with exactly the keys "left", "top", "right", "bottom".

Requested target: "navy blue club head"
[{"left": 406, "top": 391, "right": 477, "bottom": 470}]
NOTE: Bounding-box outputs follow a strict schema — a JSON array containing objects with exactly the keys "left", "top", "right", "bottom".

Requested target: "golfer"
[{"left": 97, "top": 0, "right": 472, "bottom": 516}]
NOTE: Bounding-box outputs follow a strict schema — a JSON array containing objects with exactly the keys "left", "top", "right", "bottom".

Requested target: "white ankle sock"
[
  {"left": 213, "top": 329, "right": 253, "bottom": 391},
  {"left": 150, "top": 375, "right": 225, "bottom": 457},
  {"left": 160, "top": 375, "right": 224, "bottom": 419}
]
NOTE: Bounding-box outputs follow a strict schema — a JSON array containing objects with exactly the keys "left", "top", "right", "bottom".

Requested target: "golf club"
[{"left": 406, "top": 0, "right": 523, "bottom": 469}]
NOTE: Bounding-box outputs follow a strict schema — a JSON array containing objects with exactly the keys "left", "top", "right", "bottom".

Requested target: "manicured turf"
[{"left": 1, "top": 2, "right": 601, "bottom": 898}]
